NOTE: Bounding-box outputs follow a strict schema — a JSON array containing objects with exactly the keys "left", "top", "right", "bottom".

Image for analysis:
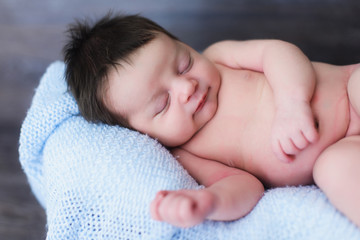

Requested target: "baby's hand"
[
  {"left": 271, "top": 100, "right": 319, "bottom": 162},
  {"left": 150, "top": 189, "right": 215, "bottom": 228}
]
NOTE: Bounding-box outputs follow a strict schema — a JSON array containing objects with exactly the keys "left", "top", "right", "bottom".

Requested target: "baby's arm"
[
  {"left": 150, "top": 148, "right": 264, "bottom": 228},
  {"left": 204, "top": 40, "right": 319, "bottom": 162}
]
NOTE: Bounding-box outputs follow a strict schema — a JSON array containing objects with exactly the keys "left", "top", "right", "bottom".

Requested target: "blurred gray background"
[{"left": 1, "top": 0, "right": 359, "bottom": 239}]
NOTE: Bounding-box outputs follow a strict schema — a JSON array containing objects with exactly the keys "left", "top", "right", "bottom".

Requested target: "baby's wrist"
[{"left": 275, "top": 97, "right": 309, "bottom": 111}]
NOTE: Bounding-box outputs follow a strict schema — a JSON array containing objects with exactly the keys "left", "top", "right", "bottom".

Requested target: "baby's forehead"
[
  {"left": 120, "top": 34, "right": 179, "bottom": 66},
  {"left": 106, "top": 34, "right": 190, "bottom": 92}
]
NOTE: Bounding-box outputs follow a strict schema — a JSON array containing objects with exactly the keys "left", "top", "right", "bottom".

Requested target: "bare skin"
[
  {"left": 105, "top": 34, "right": 360, "bottom": 228},
  {"left": 180, "top": 62, "right": 359, "bottom": 187}
]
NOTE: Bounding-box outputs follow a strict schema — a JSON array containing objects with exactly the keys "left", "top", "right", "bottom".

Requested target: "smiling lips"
[{"left": 195, "top": 91, "right": 208, "bottom": 113}]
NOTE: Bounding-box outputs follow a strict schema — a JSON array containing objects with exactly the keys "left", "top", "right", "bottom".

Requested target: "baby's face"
[{"left": 105, "top": 33, "right": 221, "bottom": 146}]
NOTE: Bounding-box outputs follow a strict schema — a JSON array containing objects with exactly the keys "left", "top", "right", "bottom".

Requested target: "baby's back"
[{"left": 181, "top": 62, "right": 353, "bottom": 187}]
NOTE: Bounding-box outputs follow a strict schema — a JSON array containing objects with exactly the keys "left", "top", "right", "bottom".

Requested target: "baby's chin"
[{"left": 156, "top": 110, "right": 218, "bottom": 147}]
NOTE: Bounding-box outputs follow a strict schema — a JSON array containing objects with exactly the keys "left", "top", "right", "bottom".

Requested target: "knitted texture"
[{"left": 19, "top": 61, "right": 360, "bottom": 239}]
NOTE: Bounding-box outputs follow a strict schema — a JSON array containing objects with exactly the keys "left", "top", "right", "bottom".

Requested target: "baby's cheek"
[
  {"left": 174, "top": 127, "right": 196, "bottom": 146},
  {"left": 156, "top": 125, "right": 192, "bottom": 147}
]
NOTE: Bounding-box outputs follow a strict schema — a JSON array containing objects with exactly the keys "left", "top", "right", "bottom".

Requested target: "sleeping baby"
[{"left": 63, "top": 13, "right": 360, "bottom": 228}]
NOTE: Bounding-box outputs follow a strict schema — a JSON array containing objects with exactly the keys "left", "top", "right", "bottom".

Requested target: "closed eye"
[
  {"left": 179, "top": 53, "right": 193, "bottom": 75},
  {"left": 155, "top": 93, "right": 170, "bottom": 116}
]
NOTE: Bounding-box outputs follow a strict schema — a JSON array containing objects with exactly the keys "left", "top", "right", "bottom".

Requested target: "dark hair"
[{"left": 63, "top": 13, "right": 178, "bottom": 127}]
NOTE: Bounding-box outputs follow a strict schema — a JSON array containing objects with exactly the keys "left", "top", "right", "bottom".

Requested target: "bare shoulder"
[
  {"left": 203, "top": 39, "right": 290, "bottom": 57},
  {"left": 202, "top": 40, "right": 237, "bottom": 60},
  {"left": 202, "top": 39, "right": 291, "bottom": 70}
]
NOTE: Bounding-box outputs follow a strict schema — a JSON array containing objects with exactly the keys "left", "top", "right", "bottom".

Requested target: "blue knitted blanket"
[{"left": 19, "top": 61, "right": 360, "bottom": 239}]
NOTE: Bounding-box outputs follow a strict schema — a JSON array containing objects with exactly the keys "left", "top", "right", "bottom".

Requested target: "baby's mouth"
[{"left": 195, "top": 91, "right": 208, "bottom": 114}]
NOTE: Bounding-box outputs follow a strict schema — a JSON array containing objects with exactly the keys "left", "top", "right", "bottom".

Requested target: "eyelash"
[
  {"left": 179, "top": 54, "right": 193, "bottom": 75},
  {"left": 156, "top": 93, "right": 170, "bottom": 116}
]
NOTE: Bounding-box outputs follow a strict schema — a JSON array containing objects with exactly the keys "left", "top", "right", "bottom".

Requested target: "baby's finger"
[
  {"left": 150, "top": 191, "right": 168, "bottom": 221},
  {"left": 272, "top": 139, "right": 294, "bottom": 163},
  {"left": 178, "top": 196, "right": 197, "bottom": 223},
  {"left": 280, "top": 138, "right": 301, "bottom": 156},
  {"left": 157, "top": 192, "right": 187, "bottom": 225},
  {"left": 302, "top": 124, "right": 319, "bottom": 143},
  {"left": 167, "top": 193, "right": 202, "bottom": 228},
  {"left": 292, "top": 131, "right": 310, "bottom": 150}
]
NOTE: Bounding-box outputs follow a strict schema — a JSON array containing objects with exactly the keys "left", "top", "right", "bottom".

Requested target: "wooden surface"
[{"left": 1, "top": 0, "right": 359, "bottom": 239}]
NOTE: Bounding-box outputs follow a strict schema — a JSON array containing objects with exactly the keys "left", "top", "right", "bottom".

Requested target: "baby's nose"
[{"left": 178, "top": 78, "right": 198, "bottom": 103}]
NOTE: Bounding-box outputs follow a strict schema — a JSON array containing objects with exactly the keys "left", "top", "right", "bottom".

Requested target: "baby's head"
[
  {"left": 63, "top": 13, "right": 176, "bottom": 128},
  {"left": 64, "top": 13, "right": 220, "bottom": 146}
]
